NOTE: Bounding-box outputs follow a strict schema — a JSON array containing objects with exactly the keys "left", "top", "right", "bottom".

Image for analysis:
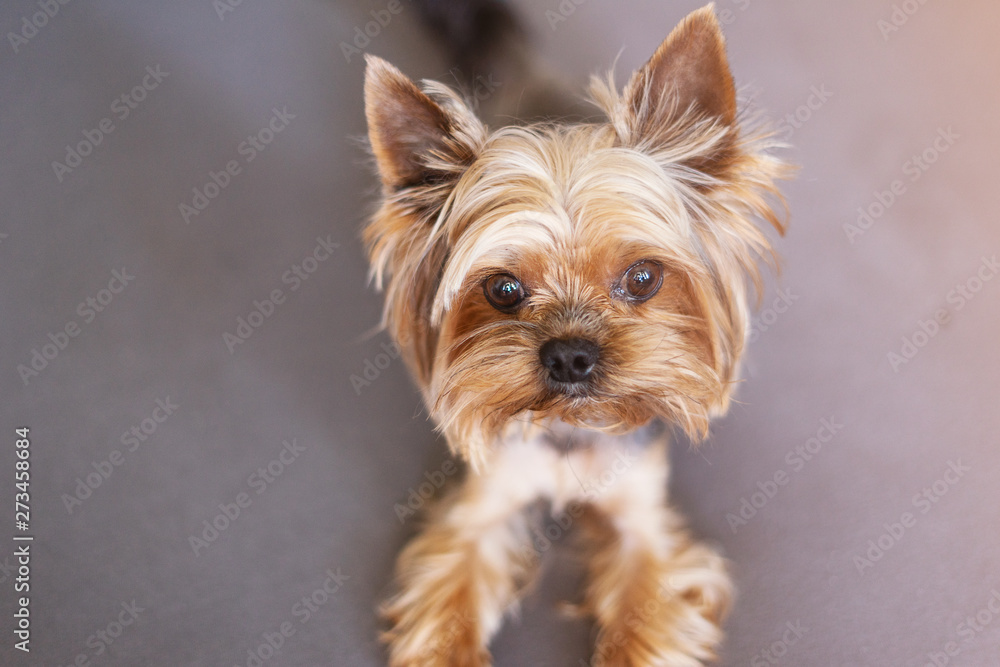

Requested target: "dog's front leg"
[
  {"left": 580, "top": 443, "right": 732, "bottom": 667},
  {"left": 381, "top": 440, "right": 558, "bottom": 666}
]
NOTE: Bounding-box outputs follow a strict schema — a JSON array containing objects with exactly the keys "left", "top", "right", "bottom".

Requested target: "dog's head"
[{"left": 362, "top": 6, "right": 789, "bottom": 468}]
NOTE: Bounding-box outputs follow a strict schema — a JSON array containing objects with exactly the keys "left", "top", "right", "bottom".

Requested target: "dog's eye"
[
  {"left": 618, "top": 260, "right": 663, "bottom": 302},
  {"left": 483, "top": 273, "right": 526, "bottom": 312}
]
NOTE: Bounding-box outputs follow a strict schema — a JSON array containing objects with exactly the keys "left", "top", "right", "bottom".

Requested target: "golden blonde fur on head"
[{"left": 364, "top": 11, "right": 788, "bottom": 469}]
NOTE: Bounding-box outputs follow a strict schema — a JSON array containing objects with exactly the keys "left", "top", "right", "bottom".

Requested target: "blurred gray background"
[{"left": 2, "top": 1, "right": 999, "bottom": 665}]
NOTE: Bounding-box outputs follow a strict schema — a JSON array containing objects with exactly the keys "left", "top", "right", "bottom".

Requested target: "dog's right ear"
[{"left": 364, "top": 55, "right": 485, "bottom": 204}]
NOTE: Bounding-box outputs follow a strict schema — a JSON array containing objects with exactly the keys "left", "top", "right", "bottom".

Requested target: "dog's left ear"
[{"left": 614, "top": 5, "right": 736, "bottom": 147}]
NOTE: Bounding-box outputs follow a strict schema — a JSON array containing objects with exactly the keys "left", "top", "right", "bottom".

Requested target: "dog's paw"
[
  {"left": 588, "top": 541, "right": 731, "bottom": 667},
  {"left": 382, "top": 596, "right": 489, "bottom": 667}
]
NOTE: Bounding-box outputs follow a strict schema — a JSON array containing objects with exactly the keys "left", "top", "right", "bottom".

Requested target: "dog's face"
[{"left": 363, "top": 7, "right": 788, "bottom": 467}]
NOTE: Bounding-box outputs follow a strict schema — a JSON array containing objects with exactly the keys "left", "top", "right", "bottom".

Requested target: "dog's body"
[
  {"left": 381, "top": 422, "right": 731, "bottom": 665},
  {"left": 363, "top": 6, "right": 789, "bottom": 665}
]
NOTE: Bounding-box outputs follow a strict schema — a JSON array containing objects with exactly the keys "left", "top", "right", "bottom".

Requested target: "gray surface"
[{"left": 2, "top": 1, "right": 999, "bottom": 665}]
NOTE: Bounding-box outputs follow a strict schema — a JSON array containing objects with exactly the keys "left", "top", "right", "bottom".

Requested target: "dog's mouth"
[
  {"left": 543, "top": 375, "right": 598, "bottom": 399},
  {"left": 532, "top": 378, "right": 651, "bottom": 432}
]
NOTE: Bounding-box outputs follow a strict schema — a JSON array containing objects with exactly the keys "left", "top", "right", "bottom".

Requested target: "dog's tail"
[{"left": 410, "top": 0, "right": 592, "bottom": 122}]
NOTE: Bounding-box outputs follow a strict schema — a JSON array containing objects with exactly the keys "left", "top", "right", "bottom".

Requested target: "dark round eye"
[
  {"left": 483, "top": 273, "right": 525, "bottom": 312},
  {"left": 620, "top": 260, "right": 663, "bottom": 302}
]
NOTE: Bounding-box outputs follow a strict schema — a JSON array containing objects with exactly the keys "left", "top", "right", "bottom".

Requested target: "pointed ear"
[
  {"left": 620, "top": 4, "right": 736, "bottom": 142},
  {"left": 364, "top": 55, "right": 483, "bottom": 198}
]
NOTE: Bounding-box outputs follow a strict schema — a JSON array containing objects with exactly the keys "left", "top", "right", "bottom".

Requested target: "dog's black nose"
[{"left": 539, "top": 337, "right": 600, "bottom": 384}]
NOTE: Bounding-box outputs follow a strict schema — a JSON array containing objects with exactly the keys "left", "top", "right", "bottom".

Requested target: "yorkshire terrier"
[{"left": 362, "top": 5, "right": 789, "bottom": 665}]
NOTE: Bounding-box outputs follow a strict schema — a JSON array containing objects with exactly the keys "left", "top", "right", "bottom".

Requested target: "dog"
[{"left": 362, "top": 5, "right": 789, "bottom": 664}]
